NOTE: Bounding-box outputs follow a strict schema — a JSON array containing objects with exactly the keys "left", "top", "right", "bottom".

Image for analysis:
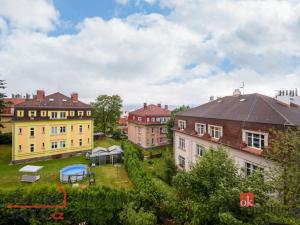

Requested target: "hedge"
[
  {"left": 0, "top": 185, "right": 133, "bottom": 225},
  {"left": 0, "top": 132, "right": 12, "bottom": 144}
]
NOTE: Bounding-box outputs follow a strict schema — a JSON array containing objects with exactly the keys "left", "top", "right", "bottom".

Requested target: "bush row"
[
  {"left": 0, "top": 132, "right": 12, "bottom": 144},
  {"left": 0, "top": 185, "right": 132, "bottom": 225}
]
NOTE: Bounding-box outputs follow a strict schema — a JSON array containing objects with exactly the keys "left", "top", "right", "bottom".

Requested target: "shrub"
[{"left": 0, "top": 132, "right": 12, "bottom": 144}]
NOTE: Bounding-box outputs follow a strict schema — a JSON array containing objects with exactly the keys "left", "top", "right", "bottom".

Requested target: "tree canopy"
[
  {"left": 265, "top": 128, "right": 300, "bottom": 209},
  {"left": 91, "top": 95, "right": 122, "bottom": 134}
]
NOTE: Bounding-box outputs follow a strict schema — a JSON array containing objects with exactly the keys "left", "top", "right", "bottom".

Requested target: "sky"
[{"left": 0, "top": 0, "right": 300, "bottom": 106}]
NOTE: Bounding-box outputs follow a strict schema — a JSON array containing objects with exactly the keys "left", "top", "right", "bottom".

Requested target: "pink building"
[{"left": 128, "top": 103, "right": 171, "bottom": 148}]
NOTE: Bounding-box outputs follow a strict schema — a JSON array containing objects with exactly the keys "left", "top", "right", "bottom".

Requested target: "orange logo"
[{"left": 240, "top": 192, "right": 254, "bottom": 207}]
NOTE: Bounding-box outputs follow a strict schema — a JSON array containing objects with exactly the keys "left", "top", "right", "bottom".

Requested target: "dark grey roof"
[{"left": 177, "top": 93, "right": 300, "bottom": 126}]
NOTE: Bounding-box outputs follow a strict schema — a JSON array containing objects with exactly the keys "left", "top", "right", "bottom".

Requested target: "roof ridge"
[{"left": 259, "top": 94, "right": 293, "bottom": 125}]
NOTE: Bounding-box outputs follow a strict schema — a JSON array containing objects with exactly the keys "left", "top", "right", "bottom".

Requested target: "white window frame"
[
  {"left": 30, "top": 128, "right": 35, "bottom": 137},
  {"left": 195, "top": 123, "right": 206, "bottom": 135},
  {"left": 178, "top": 120, "right": 186, "bottom": 130},
  {"left": 51, "top": 141, "right": 58, "bottom": 149},
  {"left": 51, "top": 112, "right": 58, "bottom": 119},
  {"left": 242, "top": 129, "right": 268, "bottom": 150},
  {"left": 196, "top": 144, "right": 205, "bottom": 157},
  {"left": 60, "top": 140, "right": 66, "bottom": 148},
  {"left": 178, "top": 155, "right": 185, "bottom": 168},
  {"left": 245, "top": 162, "right": 264, "bottom": 176},
  {"left": 208, "top": 125, "right": 223, "bottom": 139},
  {"left": 178, "top": 137, "right": 185, "bottom": 150},
  {"left": 60, "top": 112, "right": 66, "bottom": 119},
  {"left": 51, "top": 127, "right": 58, "bottom": 134},
  {"left": 60, "top": 126, "right": 66, "bottom": 134}
]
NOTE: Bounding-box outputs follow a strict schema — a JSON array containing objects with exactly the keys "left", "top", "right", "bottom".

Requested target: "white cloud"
[
  {"left": 1, "top": 0, "right": 300, "bottom": 106},
  {"left": 0, "top": 0, "right": 59, "bottom": 32}
]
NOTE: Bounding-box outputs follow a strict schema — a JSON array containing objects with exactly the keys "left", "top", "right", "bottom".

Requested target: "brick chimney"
[
  {"left": 164, "top": 105, "right": 168, "bottom": 110},
  {"left": 71, "top": 93, "right": 78, "bottom": 103},
  {"left": 157, "top": 103, "right": 161, "bottom": 108},
  {"left": 144, "top": 103, "right": 147, "bottom": 109},
  {"left": 36, "top": 90, "right": 45, "bottom": 101}
]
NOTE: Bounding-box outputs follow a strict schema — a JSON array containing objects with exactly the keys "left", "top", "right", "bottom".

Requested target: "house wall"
[
  {"left": 12, "top": 119, "right": 93, "bottom": 163},
  {"left": 128, "top": 122, "right": 168, "bottom": 148},
  {"left": 174, "top": 131, "right": 273, "bottom": 173}
]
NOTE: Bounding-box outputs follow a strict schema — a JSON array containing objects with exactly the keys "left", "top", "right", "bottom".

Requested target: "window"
[
  {"left": 86, "top": 111, "right": 91, "bottom": 116},
  {"left": 60, "top": 126, "right": 66, "bottom": 133},
  {"left": 147, "top": 117, "right": 150, "bottom": 123},
  {"left": 151, "top": 138, "right": 154, "bottom": 144},
  {"left": 209, "top": 125, "right": 222, "bottom": 139},
  {"left": 60, "top": 141, "right": 66, "bottom": 148},
  {"left": 42, "top": 127, "right": 45, "bottom": 134},
  {"left": 138, "top": 117, "right": 142, "bottom": 121},
  {"left": 42, "top": 142, "right": 45, "bottom": 149},
  {"left": 151, "top": 117, "right": 155, "bottom": 122},
  {"left": 196, "top": 144, "right": 205, "bottom": 157},
  {"left": 29, "top": 111, "right": 36, "bottom": 117},
  {"left": 18, "top": 128, "right": 22, "bottom": 135},
  {"left": 195, "top": 123, "right": 206, "bottom": 135},
  {"left": 152, "top": 128, "right": 155, "bottom": 133},
  {"left": 79, "top": 125, "right": 83, "bottom": 133},
  {"left": 60, "top": 112, "right": 66, "bottom": 119},
  {"left": 18, "top": 145, "right": 22, "bottom": 152},
  {"left": 17, "top": 110, "right": 24, "bottom": 117},
  {"left": 30, "top": 144, "right": 34, "bottom": 152},
  {"left": 51, "top": 112, "right": 58, "bottom": 119},
  {"left": 71, "top": 139, "right": 74, "bottom": 146},
  {"left": 70, "top": 111, "right": 75, "bottom": 117},
  {"left": 245, "top": 162, "right": 264, "bottom": 176},
  {"left": 79, "top": 139, "right": 82, "bottom": 146},
  {"left": 71, "top": 125, "right": 73, "bottom": 132},
  {"left": 88, "top": 125, "right": 90, "bottom": 129},
  {"left": 78, "top": 111, "right": 84, "bottom": 117},
  {"left": 41, "top": 111, "right": 47, "bottom": 117},
  {"left": 51, "top": 142, "right": 58, "bottom": 149},
  {"left": 51, "top": 127, "right": 58, "bottom": 134},
  {"left": 179, "top": 137, "right": 185, "bottom": 150},
  {"left": 178, "top": 120, "right": 186, "bottom": 130},
  {"left": 88, "top": 138, "right": 90, "bottom": 144},
  {"left": 30, "top": 128, "right": 34, "bottom": 137},
  {"left": 178, "top": 155, "right": 185, "bottom": 168},
  {"left": 160, "top": 127, "right": 167, "bottom": 134},
  {"left": 246, "top": 132, "right": 265, "bottom": 149},
  {"left": 156, "top": 117, "right": 160, "bottom": 122}
]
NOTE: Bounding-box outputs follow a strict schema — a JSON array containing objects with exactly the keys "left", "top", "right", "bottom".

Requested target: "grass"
[{"left": 0, "top": 138, "right": 133, "bottom": 190}]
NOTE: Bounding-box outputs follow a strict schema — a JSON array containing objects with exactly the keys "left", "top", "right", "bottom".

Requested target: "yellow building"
[{"left": 12, "top": 90, "right": 93, "bottom": 164}]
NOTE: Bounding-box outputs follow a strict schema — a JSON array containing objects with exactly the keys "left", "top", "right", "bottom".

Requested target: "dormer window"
[
  {"left": 208, "top": 125, "right": 222, "bottom": 139},
  {"left": 78, "top": 111, "right": 84, "bottom": 117},
  {"left": 243, "top": 130, "right": 268, "bottom": 150},
  {"left": 195, "top": 123, "right": 206, "bottom": 135},
  {"left": 29, "top": 111, "right": 36, "bottom": 117},
  {"left": 178, "top": 120, "right": 186, "bottom": 130},
  {"left": 60, "top": 112, "right": 66, "bottom": 119},
  {"left": 50, "top": 112, "right": 58, "bottom": 119},
  {"left": 49, "top": 98, "right": 54, "bottom": 102},
  {"left": 138, "top": 117, "right": 142, "bottom": 121}
]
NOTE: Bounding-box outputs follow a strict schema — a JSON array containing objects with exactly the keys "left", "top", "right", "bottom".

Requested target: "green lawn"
[{"left": 0, "top": 138, "right": 133, "bottom": 190}]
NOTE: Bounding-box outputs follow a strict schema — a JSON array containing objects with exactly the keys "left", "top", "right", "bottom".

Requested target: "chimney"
[
  {"left": 164, "top": 105, "right": 168, "bottom": 110},
  {"left": 209, "top": 96, "right": 214, "bottom": 101},
  {"left": 71, "top": 93, "right": 78, "bottom": 102},
  {"left": 144, "top": 103, "right": 147, "bottom": 109},
  {"left": 157, "top": 103, "right": 161, "bottom": 108},
  {"left": 233, "top": 89, "right": 241, "bottom": 97},
  {"left": 36, "top": 90, "right": 45, "bottom": 101}
]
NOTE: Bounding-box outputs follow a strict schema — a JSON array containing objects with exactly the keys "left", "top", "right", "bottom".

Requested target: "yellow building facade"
[{"left": 12, "top": 91, "right": 93, "bottom": 163}]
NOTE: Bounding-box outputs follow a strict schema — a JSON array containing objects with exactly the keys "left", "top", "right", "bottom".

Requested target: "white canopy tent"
[{"left": 19, "top": 165, "right": 43, "bottom": 183}]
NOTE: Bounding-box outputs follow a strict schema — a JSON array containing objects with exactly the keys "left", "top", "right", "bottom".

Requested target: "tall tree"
[
  {"left": 167, "top": 105, "right": 190, "bottom": 144},
  {"left": 172, "top": 147, "right": 296, "bottom": 225},
  {"left": 0, "top": 80, "right": 7, "bottom": 130},
  {"left": 265, "top": 128, "right": 300, "bottom": 209},
  {"left": 91, "top": 95, "right": 122, "bottom": 134}
]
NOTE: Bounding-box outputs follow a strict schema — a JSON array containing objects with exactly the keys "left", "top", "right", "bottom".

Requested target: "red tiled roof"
[
  {"left": 130, "top": 104, "right": 170, "bottom": 116},
  {"left": 177, "top": 93, "right": 300, "bottom": 126},
  {"left": 15, "top": 92, "right": 90, "bottom": 109},
  {"left": 4, "top": 98, "right": 26, "bottom": 106}
]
